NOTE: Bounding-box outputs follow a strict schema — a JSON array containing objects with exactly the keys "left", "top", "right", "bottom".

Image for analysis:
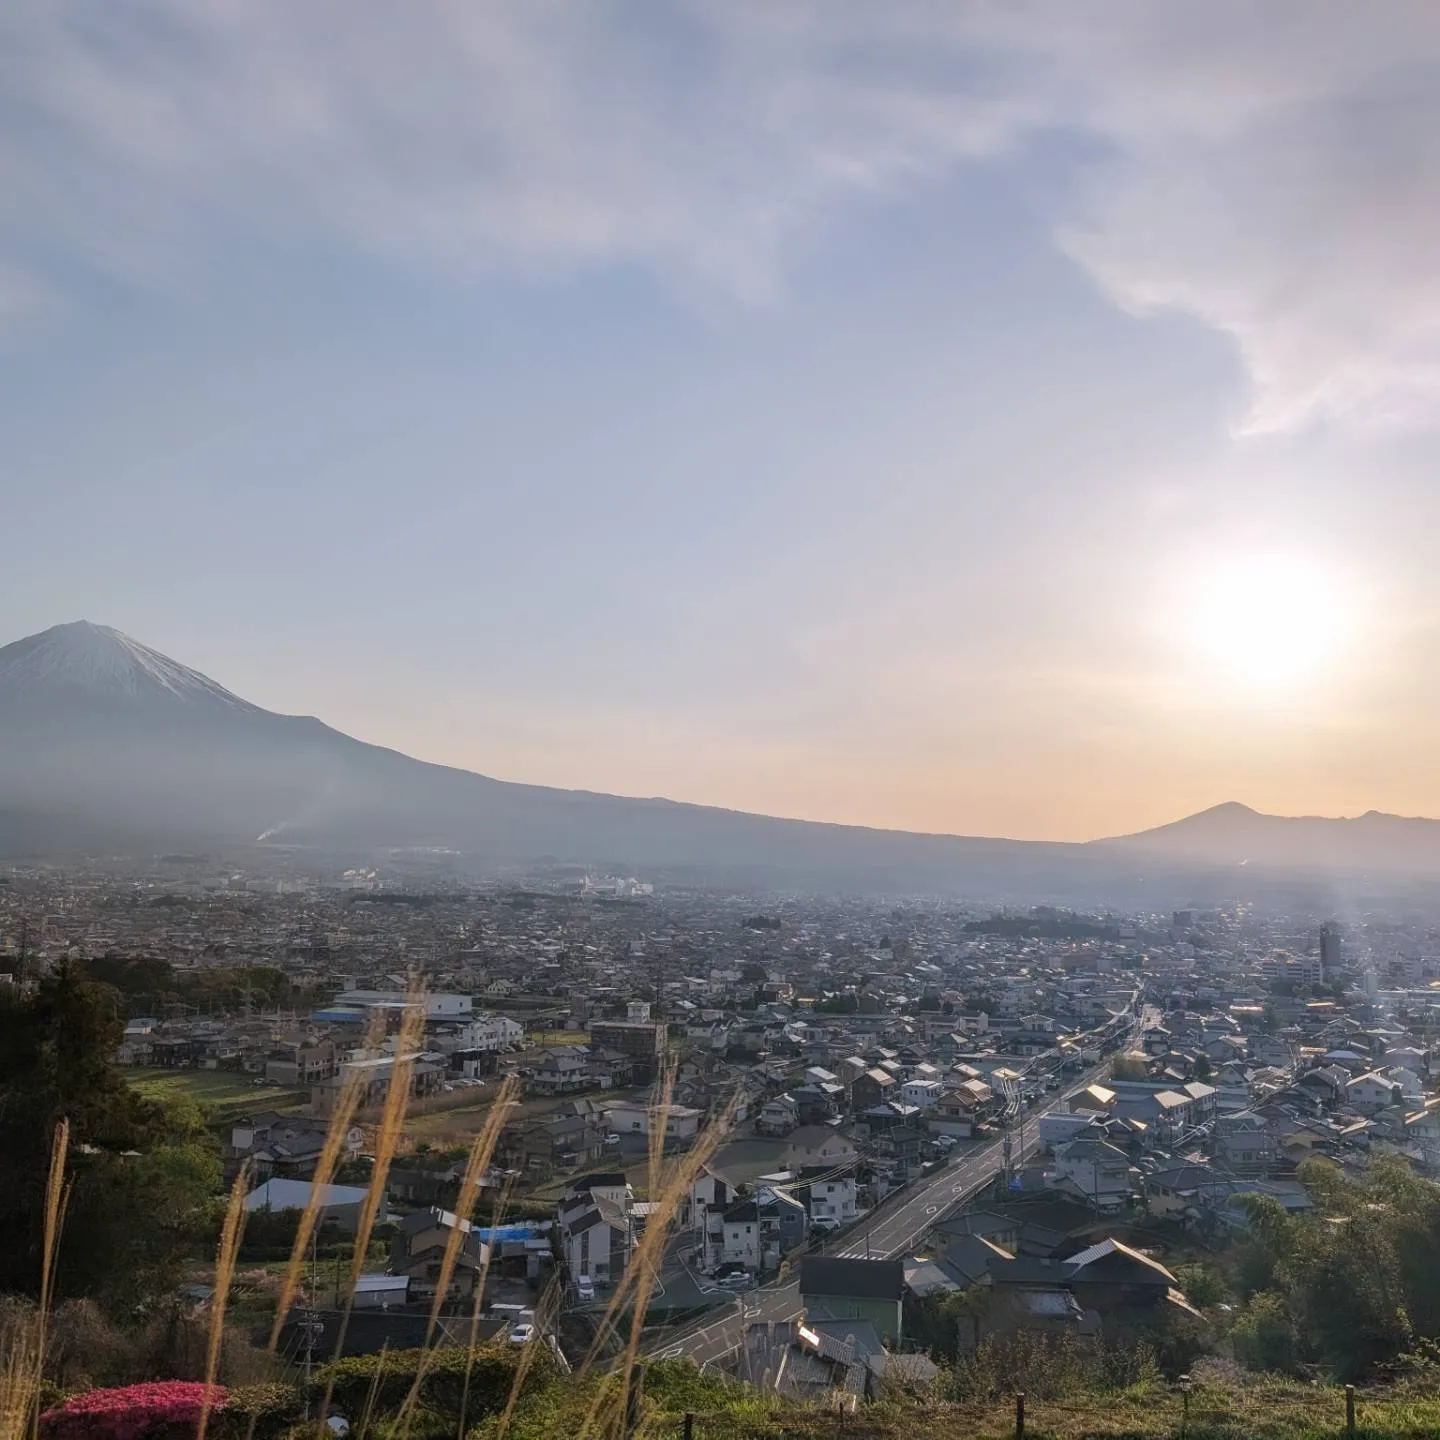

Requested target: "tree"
[{"left": 0, "top": 963, "right": 216, "bottom": 1305}]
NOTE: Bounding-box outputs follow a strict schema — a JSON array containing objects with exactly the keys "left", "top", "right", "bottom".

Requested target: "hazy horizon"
[{"left": 6, "top": 6, "right": 1440, "bottom": 841}]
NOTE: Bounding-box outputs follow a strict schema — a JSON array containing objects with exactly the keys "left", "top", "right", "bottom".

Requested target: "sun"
[{"left": 1186, "top": 553, "right": 1350, "bottom": 690}]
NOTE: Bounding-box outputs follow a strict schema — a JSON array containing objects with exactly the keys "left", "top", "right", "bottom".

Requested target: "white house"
[
  {"left": 901, "top": 1079, "right": 942, "bottom": 1109},
  {"left": 604, "top": 1101, "right": 703, "bottom": 1142},
  {"left": 457, "top": 1013, "right": 523, "bottom": 1052},
  {"left": 1048, "top": 1135, "right": 1134, "bottom": 1210},
  {"left": 1348, "top": 1071, "right": 1404, "bottom": 1112},
  {"left": 557, "top": 1174, "right": 634, "bottom": 1283},
  {"left": 794, "top": 1166, "right": 860, "bottom": 1225}
]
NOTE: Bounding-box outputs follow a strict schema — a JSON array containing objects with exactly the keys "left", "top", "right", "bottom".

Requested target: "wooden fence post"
[
  {"left": 682, "top": 1413, "right": 694, "bottom": 1440},
  {"left": 1014, "top": 1390, "right": 1025, "bottom": 1440},
  {"left": 1345, "top": 1384, "right": 1356, "bottom": 1439}
]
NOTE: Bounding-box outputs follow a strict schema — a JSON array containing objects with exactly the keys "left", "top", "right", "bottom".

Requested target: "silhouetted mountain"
[
  {"left": 0, "top": 622, "right": 1083, "bottom": 893},
  {"left": 4, "top": 623, "right": 1436, "bottom": 897},
  {"left": 1101, "top": 801, "right": 1440, "bottom": 872}
]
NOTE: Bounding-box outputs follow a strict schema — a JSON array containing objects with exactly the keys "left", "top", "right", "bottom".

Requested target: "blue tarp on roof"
[
  {"left": 475, "top": 1225, "right": 542, "bottom": 1243},
  {"left": 312, "top": 1007, "right": 366, "bottom": 1023}
]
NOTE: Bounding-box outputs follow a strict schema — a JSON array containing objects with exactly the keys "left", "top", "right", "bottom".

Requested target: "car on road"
[
  {"left": 508, "top": 1322, "right": 537, "bottom": 1345},
  {"left": 716, "top": 1272, "right": 752, "bottom": 1289},
  {"left": 808, "top": 1216, "right": 840, "bottom": 1235},
  {"left": 575, "top": 1275, "right": 595, "bottom": 1303},
  {"left": 604, "top": 1132, "right": 621, "bottom": 1147}
]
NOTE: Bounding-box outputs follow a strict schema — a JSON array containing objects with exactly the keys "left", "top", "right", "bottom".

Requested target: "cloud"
[{"left": 4, "top": 2, "right": 1440, "bottom": 425}]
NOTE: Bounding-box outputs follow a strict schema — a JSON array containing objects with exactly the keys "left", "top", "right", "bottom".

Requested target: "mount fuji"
[
  {"left": 2, "top": 621, "right": 1437, "bottom": 893},
  {"left": 0, "top": 621, "right": 1081, "bottom": 889}
]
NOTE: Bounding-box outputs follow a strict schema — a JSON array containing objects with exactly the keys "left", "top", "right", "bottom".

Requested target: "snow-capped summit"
[{"left": 0, "top": 620, "right": 250, "bottom": 709}]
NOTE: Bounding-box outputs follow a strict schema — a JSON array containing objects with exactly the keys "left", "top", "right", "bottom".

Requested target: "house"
[
  {"left": 528, "top": 1048, "right": 591, "bottom": 1096},
  {"left": 719, "top": 1188, "right": 807, "bottom": 1272},
  {"left": 793, "top": 1165, "right": 860, "bottom": 1226},
  {"left": 604, "top": 1100, "right": 703, "bottom": 1144},
  {"left": 1070, "top": 1084, "right": 1117, "bottom": 1116},
  {"left": 498, "top": 1113, "right": 606, "bottom": 1176},
  {"left": 557, "top": 1175, "right": 633, "bottom": 1283},
  {"left": 901, "top": 1079, "right": 942, "bottom": 1109},
  {"left": 264, "top": 1039, "right": 338, "bottom": 1087},
  {"left": 230, "top": 1113, "right": 351, "bottom": 1181},
  {"left": 1048, "top": 1136, "right": 1135, "bottom": 1210},
  {"left": 798, "top": 1256, "right": 905, "bottom": 1346},
  {"left": 791, "top": 1084, "right": 843, "bottom": 1125},
  {"left": 851, "top": 1068, "right": 896, "bottom": 1112},
  {"left": 390, "top": 1208, "right": 488, "bottom": 1302},
  {"left": 757, "top": 1094, "right": 800, "bottom": 1136},
  {"left": 351, "top": 1273, "right": 411, "bottom": 1310},
  {"left": 742, "top": 1318, "right": 937, "bottom": 1404},
  {"left": 783, "top": 1126, "right": 858, "bottom": 1170},
  {"left": 311, "top": 1053, "right": 445, "bottom": 1118},
  {"left": 243, "top": 1178, "right": 374, "bottom": 1235},
  {"left": 1213, "top": 1116, "right": 1279, "bottom": 1174},
  {"left": 1063, "top": 1237, "right": 1192, "bottom": 1318},
  {"left": 454, "top": 1013, "right": 524, "bottom": 1052},
  {"left": 1348, "top": 1071, "right": 1404, "bottom": 1113}
]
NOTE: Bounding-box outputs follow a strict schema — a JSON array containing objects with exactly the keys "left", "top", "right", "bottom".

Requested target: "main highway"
[{"left": 648, "top": 1015, "right": 1142, "bottom": 1369}]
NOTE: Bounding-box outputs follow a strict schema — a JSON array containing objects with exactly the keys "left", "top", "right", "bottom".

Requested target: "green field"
[
  {"left": 126, "top": 1067, "right": 309, "bottom": 1117},
  {"left": 527, "top": 1029, "right": 587, "bottom": 1045}
]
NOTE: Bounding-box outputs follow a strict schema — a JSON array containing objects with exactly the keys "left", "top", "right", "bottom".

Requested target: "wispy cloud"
[{"left": 4, "top": 1, "right": 1440, "bottom": 426}]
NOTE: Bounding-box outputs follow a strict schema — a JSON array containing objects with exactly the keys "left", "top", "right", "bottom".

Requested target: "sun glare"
[{"left": 1186, "top": 553, "right": 1350, "bottom": 690}]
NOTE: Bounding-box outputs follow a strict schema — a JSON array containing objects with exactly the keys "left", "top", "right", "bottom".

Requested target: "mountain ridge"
[{"left": 2, "top": 621, "right": 1437, "bottom": 890}]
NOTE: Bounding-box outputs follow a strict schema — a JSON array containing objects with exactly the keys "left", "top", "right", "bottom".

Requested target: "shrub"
[
  {"left": 311, "top": 1344, "right": 559, "bottom": 1424},
  {"left": 40, "top": 1380, "right": 228, "bottom": 1440},
  {"left": 211, "top": 1383, "right": 304, "bottom": 1440}
]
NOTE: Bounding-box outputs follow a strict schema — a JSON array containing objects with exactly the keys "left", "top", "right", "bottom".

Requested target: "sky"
[{"left": 4, "top": 1, "right": 1440, "bottom": 842}]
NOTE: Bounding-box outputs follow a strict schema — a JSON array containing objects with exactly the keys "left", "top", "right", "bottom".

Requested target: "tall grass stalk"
[
  {"left": 27, "top": 1120, "right": 72, "bottom": 1440},
  {"left": 577, "top": 1079, "right": 738, "bottom": 1437},
  {"left": 456, "top": 1176, "right": 516, "bottom": 1440},
  {"left": 0, "top": 1309, "right": 43, "bottom": 1440},
  {"left": 393, "top": 1074, "right": 518, "bottom": 1438},
  {"left": 197, "top": 1164, "right": 250, "bottom": 1440},
  {"left": 268, "top": 1015, "right": 387, "bottom": 1350},
  {"left": 491, "top": 1273, "right": 561, "bottom": 1440},
  {"left": 315, "top": 986, "right": 428, "bottom": 1433}
]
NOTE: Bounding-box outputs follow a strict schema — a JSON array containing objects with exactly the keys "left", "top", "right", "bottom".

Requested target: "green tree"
[
  {"left": 0, "top": 962, "right": 217, "bottom": 1305},
  {"left": 1232, "top": 1290, "right": 1299, "bottom": 1373}
]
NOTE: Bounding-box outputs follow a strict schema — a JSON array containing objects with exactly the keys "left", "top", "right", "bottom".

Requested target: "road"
[
  {"left": 648, "top": 1002, "right": 1145, "bottom": 1368},
  {"left": 651, "top": 1063, "right": 1123, "bottom": 1366}
]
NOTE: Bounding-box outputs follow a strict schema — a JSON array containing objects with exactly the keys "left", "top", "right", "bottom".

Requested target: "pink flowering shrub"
[{"left": 40, "top": 1380, "right": 229, "bottom": 1440}]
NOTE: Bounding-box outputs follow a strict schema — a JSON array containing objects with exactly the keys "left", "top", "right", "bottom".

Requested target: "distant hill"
[{"left": 1100, "top": 801, "right": 1440, "bottom": 873}]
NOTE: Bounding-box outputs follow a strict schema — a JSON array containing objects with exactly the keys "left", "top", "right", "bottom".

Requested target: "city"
[{"left": 7, "top": 857, "right": 1438, "bottom": 1424}]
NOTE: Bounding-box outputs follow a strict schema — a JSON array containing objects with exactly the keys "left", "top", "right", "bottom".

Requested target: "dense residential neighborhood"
[{"left": 6, "top": 861, "right": 1440, "bottom": 1401}]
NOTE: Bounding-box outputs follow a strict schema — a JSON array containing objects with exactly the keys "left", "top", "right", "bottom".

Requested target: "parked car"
[
  {"left": 508, "top": 1323, "right": 537, "bottom": 1345},
  {"left": 716, "top": 1271, "right": 753, "bottom": 1290},
  {"left": 575, "top": 1275, "right": 595, "bottom": 1303},
  {"left": 604, "top": 1133, "right": 621, "bottom": 1146},
  {"left": 809, "top": 1216, "right": 840, "bottom": 1235}
]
